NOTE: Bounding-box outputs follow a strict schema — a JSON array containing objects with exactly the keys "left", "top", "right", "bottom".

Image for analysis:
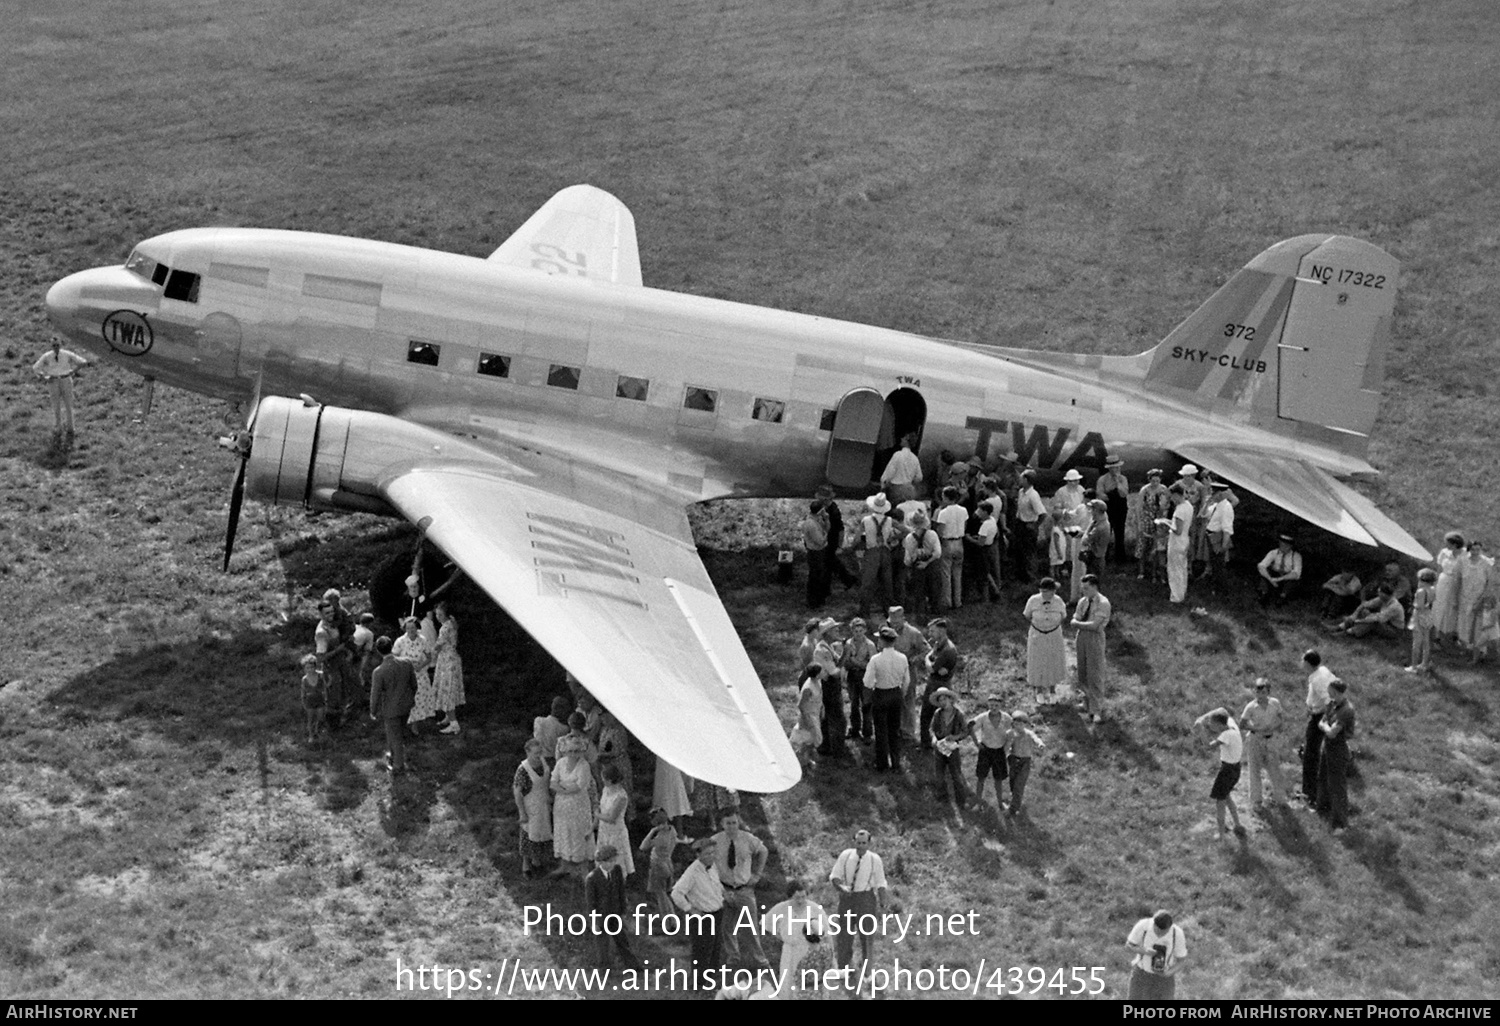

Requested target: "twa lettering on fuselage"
[
  {"left": 527, "top": 512, "right": 648, "bottom": 610},
  {"left": 966, "top": 417, "right": 1109, "bottom": 470},
  {"left": 101, "top": 310, "right": 153, "bottom": 356}
]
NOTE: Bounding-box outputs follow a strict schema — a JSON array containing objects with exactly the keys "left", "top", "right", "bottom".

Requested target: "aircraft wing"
[
  {"left": 487, "top": 184, "right": 643, "bottom": 287},
  {"left": 1173, "top": 444, "right": 1432, "bottom": 561},
  {"left": 379, "top": 463, "right": 799, "bottom": 793}
]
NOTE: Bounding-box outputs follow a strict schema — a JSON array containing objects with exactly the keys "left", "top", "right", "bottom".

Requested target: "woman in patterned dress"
[
  {"left": 1433, "top": 531, "right": 1465, "bottom": 645},
  {"left": 394, "top": 617, "right": 435, "bottom": 734},
  {"left": 430, "top": 602, "right": 465, "bottom": 735},
  {"left": 513, "top": 739, "right": 553, "bottom": 877},
  {"left": 594, "top": 763, "right": 635, "bottom": 878}
]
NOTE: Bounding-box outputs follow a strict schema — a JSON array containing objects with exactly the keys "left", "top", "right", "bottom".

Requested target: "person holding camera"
[{"left": 1125, "top": 909, "right": 1188, "bottom": 999}]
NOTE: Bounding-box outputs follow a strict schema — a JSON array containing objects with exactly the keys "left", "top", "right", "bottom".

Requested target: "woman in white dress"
[
  {"left": 430, "top": 602, "right": 465, "bottom": 735},
  {"left": 1433, "top": 531, "right": 1466, "bottom": 643},
  {"left": 513, "top": 739, "right": 553, "bottom": 877},
  {"left": 595, "top": 763, "right": 635, "bottom": 878},
  {"left": 550, "top": 748, "right": 597, "bottom": 870},
  {"left": 1456, "top": 541, "right": 1495, "bottom": 648},
  {"left": 652, "top": 756, "right": 693, "bottom": 839},
  {"left": 394, "top": 617, "right": 435, "bottom": 733},
  {"left": 1166, "top": 485, "right": 1194, "bottom": 604},
  {"left": 1023, "top": 577, "right": 1068, "bottom": 700}
]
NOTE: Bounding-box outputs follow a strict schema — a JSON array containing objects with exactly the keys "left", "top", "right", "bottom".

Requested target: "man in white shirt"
[
  {"left": 867, "top": 625, "right": 911, "bottom": 772},
  {"left": 934, "top": 486, "right": 969, "bottom": 610},
  {"left": 1257, "top": 534, "right": 1302, "bottom": 606},
  {"left": 1194, "top": 707, "right": 1245, "bottom": 839},
  {"left": 1203, "top": 482, "right": 1235, "bottom": 578},
  {"left": 672, "top": 837, "right": 725, "bottom": 988},
  {"left": 1013, "top": 469, "right": 1047, "bottom": 582},
  {"left": 879, "top": 435, "right": 924, "bottom": 503},
  {"left": 1240, "top": 677, "right": 1286, "bottom": 807},
  {"left": 1125, "top": 910, "right": 1188, "bottom": 1000},
  {"left": 33, "top": 339, "right": 91, "bottom": 440},
  {"left": 760, "top": 880, "right": 828, "bottom": 999},
  {"left": 828, "top": 829, "right": 889, "bottom": 993},
  {"left": 1299, "top": 650, "right": 1337, "bottom": 805}
]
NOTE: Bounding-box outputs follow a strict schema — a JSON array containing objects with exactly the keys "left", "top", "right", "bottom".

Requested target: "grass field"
[{"left": 3, "top": 0, "right": 1499, "bottom": 1000}]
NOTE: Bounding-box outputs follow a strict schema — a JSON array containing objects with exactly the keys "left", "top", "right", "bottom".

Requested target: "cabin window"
[
  {"left": 407, "top": 341, "right": 440, "bottom": 366},
  {"left": 752, "top": 398, "right": 785, "bottom": 423},
  {"left": 819, "top": 408, "right": 837, "bottom": 431},
  {"left": 163, "top": 269, "right": 201, "bottom": 303},
  {"left": 683, "top": 387, "right": 718, "bottom": 413},
  {"left": 548, "top": 364, "right": 581, "bottom": 390},
  {"left": 616, "top": 375, "right": 649, "bottom": 401},
  {"left": 478, "top": 353, "right": 511, "bottom": 378}
]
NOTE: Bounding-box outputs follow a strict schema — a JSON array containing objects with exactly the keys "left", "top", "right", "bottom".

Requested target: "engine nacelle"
[{"left": 244, "top": 396, "right": 442, "bottom": 518}]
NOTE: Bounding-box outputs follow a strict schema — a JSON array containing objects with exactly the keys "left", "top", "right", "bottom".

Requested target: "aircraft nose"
[{"left": 45, "top": 272, "right": 85, "bottom": 332}]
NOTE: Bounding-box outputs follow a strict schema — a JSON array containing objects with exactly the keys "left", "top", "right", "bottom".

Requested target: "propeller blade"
[
  {"left": 140, "top": 378, "right": 155, "bottom": 418},
  {"left": 244, "top": 370, "right": 263, "bottom": 431},
  {"left": 223, "top": 459, "right": 246, "bottom": 572}
]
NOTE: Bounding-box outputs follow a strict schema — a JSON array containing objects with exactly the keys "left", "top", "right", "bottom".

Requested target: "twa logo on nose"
[{"left": 102, "top": 310, "right": 153, "bottom": 355}]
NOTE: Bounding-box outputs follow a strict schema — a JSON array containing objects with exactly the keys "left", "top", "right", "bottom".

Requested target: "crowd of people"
[{"left": 286, "top": 443, "right": 1491, "bottom": 999}]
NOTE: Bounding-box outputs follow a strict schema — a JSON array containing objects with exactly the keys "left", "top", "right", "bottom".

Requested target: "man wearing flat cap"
[
  {"left": 585, "top": 843, "right": 639, "bottom": 968},
  {"left": 1096, "top": 454, "right": 1130, "bottom": 565}
]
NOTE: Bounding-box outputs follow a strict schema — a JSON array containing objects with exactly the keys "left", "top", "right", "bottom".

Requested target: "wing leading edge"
[
  {"left": 1173, "top": 444, "right": 1432, "bottom": 562},
  {"left": 487, "top": 184, "right": 643, "bottom": 287},
  {"left": 380, "top": 465, "right": 799, "bottom": 793}
]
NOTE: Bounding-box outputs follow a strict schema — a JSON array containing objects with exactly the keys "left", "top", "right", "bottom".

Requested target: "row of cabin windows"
[{"left": 408, "top": 341, "right": 814, "bottom": 427}]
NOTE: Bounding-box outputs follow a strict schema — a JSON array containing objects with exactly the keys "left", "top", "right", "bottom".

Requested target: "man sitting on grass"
[{"left": 1327, "top": 583, "right": 1405, "bottom": 639}]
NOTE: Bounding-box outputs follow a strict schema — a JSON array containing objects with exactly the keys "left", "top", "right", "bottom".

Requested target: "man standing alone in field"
[{"left": 33, "top": 338, "right": 90, "bottom": 442}]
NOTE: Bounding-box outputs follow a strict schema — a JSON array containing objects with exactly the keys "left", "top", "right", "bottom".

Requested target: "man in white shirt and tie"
[
  {"left": 33, "top": 339, "right": 91, "bottom": 441},
  {"left": 828, "top": 828, "right": 890, "bottom": 993},
  {"left": 711, "top": 812, "right": 771, "bottom": 969}
]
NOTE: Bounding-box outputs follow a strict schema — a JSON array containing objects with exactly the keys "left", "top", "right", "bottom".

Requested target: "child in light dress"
[
  {"left": 1406, "top": 568, "right": 1438, "bottom": 674},
  {"left": 298, "top": 654, "right": 327, "bottom": 743},
  {"left": 789, "top": 665, "right": 825, "bottom": 771},
  {"left": 638, "top": 806, "right": 680, "bottom": 917}
]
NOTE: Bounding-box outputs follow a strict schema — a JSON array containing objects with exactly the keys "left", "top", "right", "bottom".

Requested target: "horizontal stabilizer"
[
  {"left": 488, "top": 184, "right": 643, "bottom": 286},
  {"left": 1174, "top": 444, "right": 1432, "bottom": 561}
]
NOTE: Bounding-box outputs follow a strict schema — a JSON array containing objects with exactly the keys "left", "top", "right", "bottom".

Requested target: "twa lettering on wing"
[{"left": 527, "top": 512, "right": 648, "bottom": 610}]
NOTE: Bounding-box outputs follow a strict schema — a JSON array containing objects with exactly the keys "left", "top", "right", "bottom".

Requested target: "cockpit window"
[
  {"left": 125, "top": 248, "right": 197, "bottom": 301},
  {"left": 125, "top": 249, "right": 160, "bottom": 282},
  {"left": 163, "top": 269, "right": 201, "bottom": 303}
]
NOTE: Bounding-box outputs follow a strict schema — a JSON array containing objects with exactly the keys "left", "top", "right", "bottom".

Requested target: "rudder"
[{"left": 1143, "top": 235, "right": 1399, "bottom": 447}]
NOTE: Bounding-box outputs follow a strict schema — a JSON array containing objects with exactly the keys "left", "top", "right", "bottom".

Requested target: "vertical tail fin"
[{"left": 1143, "top": 235, "right": 1399, "bottom": 454}]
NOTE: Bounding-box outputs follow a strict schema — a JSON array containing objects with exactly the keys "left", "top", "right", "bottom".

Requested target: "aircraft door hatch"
[
  {"left": 196, "top": 311, "right": 242, "bottom": 381},
  {"left": 873, "top": 386, "right": 928, "bottom": 485},
  {"left": 825, "top": 387, "right": 887, "bottom": 488}
]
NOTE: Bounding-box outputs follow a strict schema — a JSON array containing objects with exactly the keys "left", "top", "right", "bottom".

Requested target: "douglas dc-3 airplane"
[{"left": 45, "top": 185, "right": 1430, "bottom": 792}]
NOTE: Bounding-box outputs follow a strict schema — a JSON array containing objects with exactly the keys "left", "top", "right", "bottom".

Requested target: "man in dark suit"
[
  {"left": 584, "top": 845, "right": 640, "bottom": 967},
  {"left": 369, "top": 636, "right": 417, "bottom": 774}
]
